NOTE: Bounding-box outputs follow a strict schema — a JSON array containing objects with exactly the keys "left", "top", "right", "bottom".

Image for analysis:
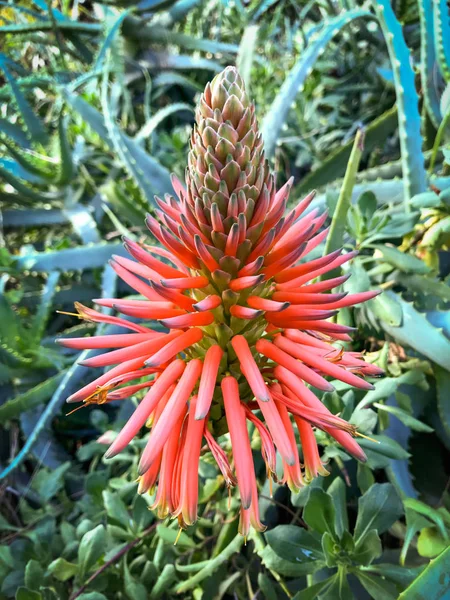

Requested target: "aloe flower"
[{"left": 58, "top": 67, "right": 381, "bottom": 535}]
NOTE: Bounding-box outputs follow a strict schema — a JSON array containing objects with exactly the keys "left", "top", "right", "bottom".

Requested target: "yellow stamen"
[
  {"left": 354, "top": 431, "right": 380, "bottom": 444},
  {"left": 56, "top": 310, "right": 83, "bottom": 318},
  {"left": 268, "top": 473, "right": 273, "bottom": 498},
  {"left": 174, "top": 527, "right": 183, "bottom": 546}
]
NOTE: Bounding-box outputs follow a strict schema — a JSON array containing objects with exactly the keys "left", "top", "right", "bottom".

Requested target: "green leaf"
[
  {"left": 103, "top": 490, "right": 131, "bottom": 529},
  {"left": 33, "top": 462, "right": 71, "bottom": 501},
  {"left": 123, "top": 559, "right": 147, "bottom": 600},
  {"left": 398, "top": 546, "right": 450, "bottom": 598},
  {"left": 354, "top": 483, "right": 403, "bottom": 544},
  {"left": 321, "top": 532, "right": 339, "bottom": 568},
  {"left": 435, "top": 366, "right": 450, "bottom": 436},
  {"left": 292, "top": 578, "right": 334, "bottom": 600},
  {"left": 369, "top": 293, "right": 403, "bottom": 327},
  {"left": 401, "top": 507, "right": 433, "bottom": 565},
  {"left": 404, "top": 498, "right": 449, "bottom": 541},
  {"left": 264, "top": 525, "right": 323, "bottom": 564},
  {"left": 357, "top": 434, "right": 410, "bottom": 460},
  {"left": 15, "top": 588, "right": 42, "bottom": 600},
  {"left": 352, "top": 529, "right": 382, "bottom": 566},
  {"left": 77, "top": 594, "right": 109, "bottom": 600},
  {"left": 156, "top": 525, "right": 196, "bottom": 547},
  {"left": 258, "top": 545, "right": 324, "bottom": 577},
  {"left": 356, "top": 572, "right": 398, "bottom": 600},
  {"left": 372, "top": 245, "right": 430, "bottom": 274},
  {"left": 78, "top": 525, "right": 106, "bottom": 578},
  {"left": 303, "top": 489, "right": 337, "bottom": 540},
  {"left": 374, "top": 402, "right": 434, "bottom": 432},
  {"left": 257, "top": 572, "right": 277, "bottom": 600},
  {"left": 363, "top": 564, "right": 423, "bottom": 587},
  {"left": 417, "top": 527, "right": 448, "bottom": 558},
  {"left": 47, "top": 558, "right": 78, "bottom": 582},
  {"left": 358, "top": 370, "right": 425, "bottom": 408},
  {"left": 320, "top": 570, "right": 352, "bottom": 600},
  {"left": 327, "top": 478, "right": 349, "bottom": 538},
  {"left": 24, "top": 560, "right": 44, "bottom": 591},
  {"left": 148, "top": 564, "right": 176, "bottom": 600}
]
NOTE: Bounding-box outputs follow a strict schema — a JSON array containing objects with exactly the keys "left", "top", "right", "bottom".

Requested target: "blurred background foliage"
[{"left": 1, "top": 0, "right": 450, "bottom": 598}]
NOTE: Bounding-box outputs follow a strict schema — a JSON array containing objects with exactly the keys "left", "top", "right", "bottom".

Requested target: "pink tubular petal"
[
  {"left": 111, "top": 302, "right": 185, "bottom": 320},
  {"left": 282, "top": 274, "right": 351, "bottom": 295},
  {"left": 256, "top": 339, "right": 334, "bottom": 392},
  {"left": 67, "top": 356, "right": 148, "bottom": 403},
  {"left": 195, "top": 345, "right": 223, "bottom": 419},
  {"left": 277, "top": 251, "right": 357, "bottom": 291},
  {"left": 231, "top": 335, "right": 270, "bottom": 401},
  {"left": 230, "top": 305, "right": 263, "bottom": 320},
  {"left": 138, "top": 359, "right": 203, "bottom": 474},
  {"left": 56, "top": 332, "right": 158, "bottom": 350},
  {"left": 274, "top": 366, "right": 366, "bottom": 461},
  {"left": 123, "top": 238, "right": 185, "bottom": 279},
  {"left": 160, "top": 311, "right": 214, "bottom": 329},
  {"left": 107, "top": 381, "right": 154, "bottom": 400},
  {"left": 194, "top": 235, "right": 220, "bottom": 271},
  {"left": 274, "top": 336, "right": 374, "bottom": 390},
  {"left": 294, "top": 416, "right": 329, "bottom": 481},
  {"left": 247, "top": 297, "right": 290, "bottom": 312},
  {"left": 105, "top": 359, "right": 186, "bottom": 458},
  {"left": 204, "top": 427, "right": 237, "bottom": 487},
  {"left": 110, "top": 259, "right": 165, "bottom": 301},
  {"left": 253, "top": 392, "right": 296, "bottom": 466},
  {"left": 225, "top": 223, "right": 239, "bottom": 256},
  {"left": 160, "top": 276, "right": 209, "bottom": 290},
  {"left": 78, "top": 330, "right": 182, "bottom": 368},
  {"left": 112, "top": 254, "right": 160, "bottom": 282},
  {"left": 244, "top": 406, "right": 277, "bottom": 477},
  {"left": 272, "top": 292, "right": 347, "bottom": 305},
  {"left": 272, "top": 394, "right": 303, "bottom": 486},
  {"left": 174, "top": 396, "right": 205, "bottom": 525},
  {"left": 237, "top": 256, "right": 264, "bottom": 277},
  {"left": 274, "top": 249, "right": 341, "bottom": 283},
  {"left": 145, "top": 328, "right": 204, "bottom": 367},
  {"left": 229, "top": 275, "right": 264, "bottom": 291},
  {"left": 221, "top": 376, "right": 253, "bottom": 509},
  {"left": 151, "top": 409, "right": 186, "bottom": 516},
  {"left": 150, "top": 281, "right": 196, "bottom": 311},
  {"left": 193, "top": 295, "right": 222, "bottom": 311},
  {"left": 68, "top": 303, "right": 150, "bottom": 334}
]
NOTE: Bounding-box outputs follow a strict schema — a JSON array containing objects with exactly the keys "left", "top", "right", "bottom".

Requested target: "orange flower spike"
[{"left": 60, "top": 66, "right": 380, "bottom": 533}]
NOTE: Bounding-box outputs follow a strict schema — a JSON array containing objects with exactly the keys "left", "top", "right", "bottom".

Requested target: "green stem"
[
  {"left": 174, "top": 533, "right": 244, "bottom": 594},
  {"left": 429, "top": 109, "right": 450, "bottom": 172},
  {"left": 322, "top": 128, "right": 365, "bottom": 280}
]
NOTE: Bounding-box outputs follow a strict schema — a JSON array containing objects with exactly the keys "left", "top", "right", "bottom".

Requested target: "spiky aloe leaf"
[
  {"left": 261, "top": 9, "right": 374, "bottom": 159},
  {"left": 433, "top": 0, "right": 450, "bottom": 81},
  {"left": 296, "top": 108, "right": 398, "bottom": 193},
  {"left": 0, "top": 54, "right": 48, "bottom": 145},
  {"left": 418, "top": 0, "right": 442, "bottom": 127},
  {"left": 371, "top": 0, "right": 427, "bottom": 203},
  {"left": 380, "top": 292, "right": 450, "bottom": 371}
]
